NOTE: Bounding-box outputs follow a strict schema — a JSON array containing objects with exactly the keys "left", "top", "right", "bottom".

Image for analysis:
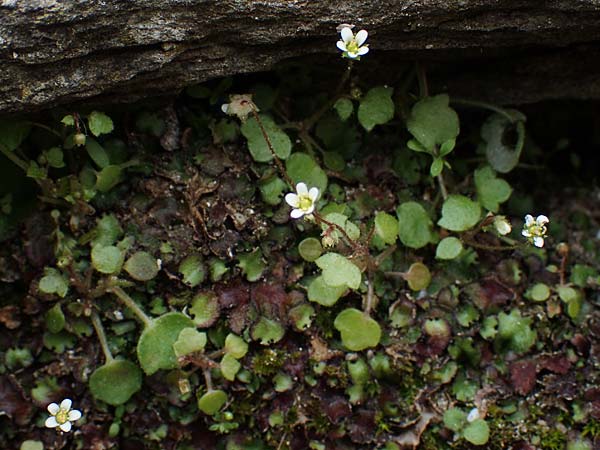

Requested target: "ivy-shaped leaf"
[
  {"left": 358, "top": 86, "right": 395, "bottom": 131},
  {"left": 474, "top": 166, "right": 512, "bottom": 212},
  {"left": 240, "top": 114, "right": 291, "bottom": 162},
  {"left": 407, "top": 94, "right": 459, "bottom": 153},
  {"left": 438, "top": 195, "right": 481, "bottom": 232},
  {"left": 481, "top": 110, "right": 526, "bottom": 173}
]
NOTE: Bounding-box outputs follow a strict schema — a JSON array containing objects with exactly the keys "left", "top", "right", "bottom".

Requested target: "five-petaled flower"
[
  {"left": 336, "top": 27, "right": 369, "bottom": 59},
  {"left": 221, "top": 94, "right": 257, "bottom": 122},
  {"left": 45, "top": 398, "right": 82, "bottom": 432},
  {"left": 285, "top": 182, "right": 319, "bottom": 219},
  {"left": 522, "top": 214, "right": 549, "bottom": 248}
]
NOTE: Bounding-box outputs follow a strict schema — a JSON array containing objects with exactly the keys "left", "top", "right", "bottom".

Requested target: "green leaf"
[
  {"left": 92, "top": 214, "right": 122, "bottom": 248},
  {"left": 95, "top": 165, "right": 123, "bottom": 192},
  {"left": 26, "top": 162, "right": 46, "bottom": 180},
  {"left": 39, "top": 268, "right": 69, "bottom": 298},
  {"left": 321, "top": 212, "right": 360, "bottom": 242},
  {"left": 396, "top": 201, "right": 433, "bottom": 249},
  {"left": 407, "top": 94, "right": 459, "bottom": 152},
  {"left": 439, "top": 139, "right": 456, "bottom": 157},
  {"left": 88, "top": 111, "right": 114, "bottom": 137},
  {"left": 526, "top": 283, "right": 550, "bottom": 302},
  {"left": 463, "top": 419, "right": 490, "bottom": 446},
  {"left": 323, "top": 151, "right": 345, "bottom": 171},
  {"left": 61, "top": 115, "right": 75, "bottom": 126},
  {"left": 137, "top": 312, "right": 195, "bottom": 375},
  {"left": 288, "top": 303, "right": 314, "bottom": 330},
  {"left": 308, "top": 275, "right": 347, "bottom": 307},
  {"left": 403, "top": 262, "right": 431, "bottom": 291},
  {"left": 298, "top": 237, "right": 323, "bottom": 262},
  {"left": 251, "top": 317, "right": 285, "bottom": 345},
  {"left": 315, "top": 253, "right": 361, "bottom": 290},
  {"left": 240, "top": 114, "right": 291, "bottom": 162},
  {"left": 357, "top": 86, "right": 395, "bottom": 131},
  {"left": 89, "top": 359, "right": 142, "bottom": 405},
  {"left": 45, "top": 304, "right": 65, "bottom": 334},
  {"left": 438, "top": 195, "right": 481, "bottom": 232},
  {"left": 224, "top": 333, "right": 248, "bottom": 359},
  {"left": 286, "top": 152, "right": 328, "bottom": 195},
  {"left": 430, "top": 157, "right": 444, "bottom": 177},
  {"left": 0, "top": 120, "right": 31, "bottom": 151},
  {"left": 237, "top": 249, "right": 266, "bottom": 282},
  {"left": 85, "top": 138, "right": 110, "bottom": 168},
  {"left": 334, "top": 98, "right": 354, "bottom": 121},
  {"left": 334, "top": 308, "right": 381, "bottom": 351},
  {"left": 197, "top": 390, "right": 227, "bottom": 415},
  {"left": 220, "top": 353, "right": 241, "bottom": 381},
  {"left": 259, "top": 175, "right": 286, "bottom": 205},
  {"left": 273, "top": 372, "right": 293, "bottom": 392},
  {"left": 443, "top": 407, "right": 467, "bottom": 432},
  {"left": 179, "top": 254, "right": 205, "bottom": 287},
  {"left": 496, "top": 309, "right": 536, "bottom": 354},
  {"left": 124, "top": 251, "right": 159, "bottom": 281},
  {"left": 189, "top": 292, "right": 220, "bottom": 327},
  {"left": 436, "top": 237, "right": 463, "bottom": 260},
  {"left": 91, "top": 245, "right": 124, "bottom": 274},
  {"left": 482, "top": 110, "right": 526, "bottom": 173},
  {"left": 374, "top": 211, "right": 399, "bottom": 245},
  {"left": 173, "top": 327, "right": 207, "bottom": 357},
  {"left": 20, "top": 441, "right": 44, "bottom": 450},
  {"left": 46, "top": 147, "right": 65, "bottom": 168},
  {"left": 474, "top": 166, "right": 512, "bottom": 212}
]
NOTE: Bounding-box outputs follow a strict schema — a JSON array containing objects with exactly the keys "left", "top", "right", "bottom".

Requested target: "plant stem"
[
  {"left": 250, "top": 109, "right": 294, "bottom": 187},
  {"left": 0, "top": 142, "right": 28, "bottom": 172},
  {"left": 203, "top": 368, "right": 213, "bottom": 392},
  {"left": 437, "top": 172, "right": 448, "bottom": 200},
  {"left": 365, "top": 269, "right": 374, "bottom": 315},
  {"left": 91, "top": 311, "right": 114, "bottom": 363},
  {"left": 313, "top": 211, "right": 360, "bottom": 251},
  {"left": 108, "top": 285, "right": 153, "bottom": 328},
  {"left": 461, "top": 238, "right": 519, "bottom": 252},
  {"left": 303, "top": 61, "right": 353, "bottom": 132},
  {"left": 28, "top": 122, "right": 62, "bottom": 138},
  {"left": 451, "top": 98, "right": 516, "bottom": 123}
]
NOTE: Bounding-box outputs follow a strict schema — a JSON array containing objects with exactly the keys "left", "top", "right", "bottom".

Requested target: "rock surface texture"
[{"left": 2, "top": 0, "right": 600, "bottom": 114}]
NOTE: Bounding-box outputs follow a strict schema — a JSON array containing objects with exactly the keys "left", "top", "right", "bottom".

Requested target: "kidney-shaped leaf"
[
  {"left": 137, "top": 312, "right": 194, "bottom": 375},
  {"left": 89, "top": 359, "right": 142, "bottom": 405},
  {"left": 334, "top": 308, "right": 381, "bottom": 351}
]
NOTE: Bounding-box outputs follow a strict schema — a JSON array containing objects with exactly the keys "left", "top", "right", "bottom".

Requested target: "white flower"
[
  {"left": 522, "top": 214, "right": 549, "bottom": 248},
  {"left": 285, "top": 182, "right": 319, "bottom": 219},
  {"left": 221, "top": 94, "right": 257, "bottom": 122},
  {"left": 336, "top": 27, "right": 369, "bottom": 59},
  {"left": 466, "top": 407, "right": 480, "bottom": 422},
  {"left": 493, "top": 215, "right": 512, "bottom": 235},
  {"left": 45, "top": 398, "right": 82, "bottom": 432}
]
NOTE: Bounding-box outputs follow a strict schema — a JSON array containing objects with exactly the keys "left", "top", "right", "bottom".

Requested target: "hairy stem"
[
  {"left": 250, "top": 109, "right": 294, "bottom": 187},
  {"left": 108, "top": 285, "right": 153, "bottom": 328},
  {"left": 91, "top": 311, "right": 114, "bottom": 362},
  {"left": 313, "top": 211, "right": 360, "bottom": 251}
]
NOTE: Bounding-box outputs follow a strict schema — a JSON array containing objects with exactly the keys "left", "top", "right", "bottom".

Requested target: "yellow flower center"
[
  {"left": 298, "top": 194, "right": 313, "bottom": 211},
  {"left": 55, "top": 409, "right": 69, "bottom": 425},
  {"left": 346, "top": 40, "right": 359, "bottom": 54}
]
